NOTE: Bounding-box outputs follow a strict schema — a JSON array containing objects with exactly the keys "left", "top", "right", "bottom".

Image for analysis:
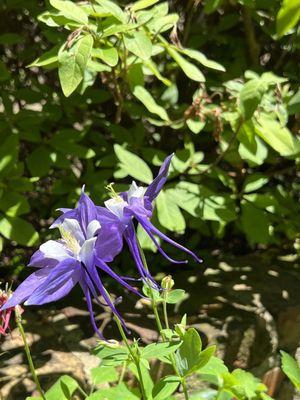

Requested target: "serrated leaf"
[
  {"left": 58, "top": 34, "right": 93, "bottom": 97},
  {"left": 50, "top": 0, "right": 88, "bottom": 24},
  {"left": 141, "top": 342, "right": 181, "bottom": 359},
  {"left": 167, "top": 46, "right": 205, "bottom": 82},
  {"left": 114, "top": 144, "right": 153, "bottom": 184},
  {"left": 133, "top": 85, "right": 169, "bottom": 121},
  {"left": 124, "top": 30, "right": 152, "bottom": 60}
]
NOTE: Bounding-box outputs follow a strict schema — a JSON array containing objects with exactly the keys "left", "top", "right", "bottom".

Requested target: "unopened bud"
[
  {"left": 175, "top": 323, "right": 186, "bottom": 338},
  {"left": 161, "top": 275, "right": 174, "bottom": 291}
]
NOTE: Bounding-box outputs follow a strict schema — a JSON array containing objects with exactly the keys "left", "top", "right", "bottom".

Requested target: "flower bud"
[
  {"left": 161, "top": 275, "right": 174, "bottom": 291},
  {"left": 98, "top": 339, "right": 120, "bottom": 348}
]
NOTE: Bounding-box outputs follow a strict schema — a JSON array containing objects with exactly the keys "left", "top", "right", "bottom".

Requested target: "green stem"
[
  {"left": 162, "top": 294, "right": 169, "bottom": 330},
  {"left": 118, "top": 361, "right": 127, "bottom": 385},
  {"left": 182, "top": 378, "right": 189, "bottom": 400},
  {"left": 114, "top": 317, "right": 147, "bottom": 400},
  {"left": 15, "top": 310, "right": 46, "bottom": 400}
]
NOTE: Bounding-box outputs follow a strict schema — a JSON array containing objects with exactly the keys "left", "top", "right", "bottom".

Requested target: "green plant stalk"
[
  {"left": 15, "top": 309, "right": 46, "bottom": 400},
  {"left": 114, "top": 317, "right": 147, "bottom": 400},
  {"left": 137, "top": 240, "right": 189, "bottom": 399}
]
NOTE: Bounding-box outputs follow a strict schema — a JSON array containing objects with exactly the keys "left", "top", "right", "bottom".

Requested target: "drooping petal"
[
  {"left": 123, "top": 223, "right": 158, "bottom": 288},
  {"left": 144, "top": 154, "right": 174, "bottom": 202},
  {"left": 40, "top": 240, "right": 72, "bottom": 262},
  {"left": 95, "top": 256, "right": 143, "bottom": 298},
  {"left": 138, "top": 216, "right": 202, "bottom": 264},
  {"left": 28, "top": 250, "right": 59, "bottom": 269},
  {"left": 0, "top": 266, "right": 54, "bottom": 311},
  {"left": 138, "top": 219, "right": 188, "bottom": 265},
  {"left": 24, "top": 259, "right": 81, "bottom": 306},
  {"left": 80, "top": 278, "right": 104, "bottom": 339}
]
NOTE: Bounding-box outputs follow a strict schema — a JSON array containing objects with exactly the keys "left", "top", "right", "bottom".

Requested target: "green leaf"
[
  {"left": 242, "top": 173, "right": 268, "bottom": 193},
  {"left": 141, "top": 342, "right": 181, "bottom": 360},
  {"left": 186, "top": 118, "right": 205, "bottom": 134},
  {"left": 86, "top": 384, "right": 139, "bottom": 399},
  {"left": 124, "top": 30, "right": 152, "bottom": 60},
  {"left": 92, "top": 47, "right": 118, "bottom": 66},
  {"left": 95, "top": 0, "right": 126, "bottom": 23},
  {"left": 114, "top": 144, "right": 153, "bottom": 184},
  {"left": 240, "top": 201, "right": 272, "bottom": 245},
  {"left": 0, "top": 135, "right": 19, "bottom": 179},
  {"left": 49, "top": 0, "right": 88, "bottom": 24},
  {"left": 277, "top": 0, "right": 300, "bottom": 37},
  {"left": 239, "top": 79, "right": 267, "bottom": 120},
  {"left": 167, "top": 46, "right": 205, "bottom": 82},
  {"left": 0, "top": 216, "right": 39, "bottom": 246},
  {"left": 133, "top": 86, "right": 169, "bottom": 121},
  {"left": 255, "top": 115, "right": 300, "bottom": 157},
  {"left": 176, "top": 328, "right": 210, "bottom": 377},
  {"left": 0, "top": 192, "right": 30, "bottom": 217},
  {"left": 179, "top": 48, "right": 225, "bottom": 72},
  {"left": 152, "top": 376, "right": 180, "bottom": 400},
  {"left": 58, "top": 34, "right": 94, "bottom": 97},
  {"left": 28, "top": 45, "right": 59, "bottom": 68},
  {"left": 131, "top": 0, "right": 159, "bottom": 11},
  {"left": 143, "top": 59, "right": 171, "bottom": 86},
  {"left": 281, "top": 351, "right": 300, "bottom": 390},
  {"left": 27, "top": 146, "right": 52, "bottom": 177},
  {"left": 44, "top": 375, "right": 79, "bottom": 400},
  {"left": 165, "top": 289, "right": 186, "bottom": 304},
  {"left": 91, "top": 366, "right": 118, "bottom": 385},
  {"left": 156, "top": 190, "right": 186, "bottom": 232}
]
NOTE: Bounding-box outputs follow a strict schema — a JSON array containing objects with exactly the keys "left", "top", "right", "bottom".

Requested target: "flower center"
[{"left": 60, "top": 228, "right": 81, "bottom": 255}]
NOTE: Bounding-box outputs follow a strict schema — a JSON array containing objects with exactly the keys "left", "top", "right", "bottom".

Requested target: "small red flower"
[{"left": 0, "top": 289, "right": 23, "bottom": 336}]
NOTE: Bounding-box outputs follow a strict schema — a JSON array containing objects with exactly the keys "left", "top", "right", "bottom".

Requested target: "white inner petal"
[
  {"left": 86, "top": 219, "right": 101, "bottom": 239},
  {"left": 127, "top": 181, "right": 146, "bottom": 201},
  {"left": 40, "top": 240, "right": 71, "bottom": 261},
  {"left": 79, "top": 237, "right": 97, "bottom": 266},
  {"left": 105, "top": 197, "right": 127, "bottom": 219}
]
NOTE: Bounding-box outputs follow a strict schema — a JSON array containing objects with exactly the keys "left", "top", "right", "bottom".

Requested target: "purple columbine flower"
[
  {"left": 98, "top": 154, "right": 202, "bottom": 284},
  {"left": 1, "top": 189, "right": 140, "bottom": 337}
]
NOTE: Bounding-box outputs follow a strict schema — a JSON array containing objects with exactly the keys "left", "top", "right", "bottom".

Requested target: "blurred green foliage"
[{"left": 0, "top": 0, "right": 299, "bottom": 262}]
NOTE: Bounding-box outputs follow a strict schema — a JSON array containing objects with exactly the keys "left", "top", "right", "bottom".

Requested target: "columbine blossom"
[
  {"left": 1, "top": 190, "right": 139, "bottom": 337},
  {"left": 98, "top": 154, "right": 202, "bottom": 283}
]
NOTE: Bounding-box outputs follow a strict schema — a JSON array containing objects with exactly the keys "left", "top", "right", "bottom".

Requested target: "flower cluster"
[{"left": 1, "top": 155, "right": 201, "bottom": 337}]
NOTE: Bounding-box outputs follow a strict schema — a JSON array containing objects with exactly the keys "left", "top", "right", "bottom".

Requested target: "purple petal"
[
  {"left": 80, "top": 279, "right": 104, "bottom": 339},
  {"left": 50, "top": 209, "right": 79, "bottom": 229},
  {"left": 123, "top": 223, "right": 158, "bottom": 288},
  {"left": 137, "top": 217, "right": 202, "bottom": 264},
  {"left": 95, "top": 257, "right": 143, "bottom": 298},
  {"left": 145, "top": 154, "right": 174, "bottom": 202},
  {"left": 24, "top": 258, "right": 81, "bottom": 306},
  {"left": 95, "top": 223, "right": 123, "bottom": 263},
  {"left": 0, "top": 266, "right": 54, "bottom": 311},
  {"left": 77, "top": 188, "right": 98, "bottom": 233},
  {"left": 28, "top": 250, "right": 59, "bottom": 269}
]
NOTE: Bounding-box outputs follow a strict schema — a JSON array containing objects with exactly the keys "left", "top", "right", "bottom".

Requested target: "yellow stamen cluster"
[{"left": 59, "top": 228, "right": 81, "bottom": 255}]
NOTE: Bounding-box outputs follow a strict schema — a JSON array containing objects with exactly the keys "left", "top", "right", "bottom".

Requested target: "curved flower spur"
[
  {"left": 99, "top": 154, "right": 202, "bottom": 284},
  {"left": 1, "top": 190, "right": 140, "bottom": 338}
]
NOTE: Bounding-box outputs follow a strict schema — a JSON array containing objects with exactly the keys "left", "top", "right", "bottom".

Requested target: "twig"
[
  {"left": 199, "top": 118, "right": 244, "bottom": 175},
  {"left": 242, "top": 6, "right": 260, "bottom": 66}
]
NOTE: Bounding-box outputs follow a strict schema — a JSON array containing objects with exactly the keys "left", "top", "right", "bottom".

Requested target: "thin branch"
[{"left": 242, "top": 6, "right": 260, "bottom": 67}]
